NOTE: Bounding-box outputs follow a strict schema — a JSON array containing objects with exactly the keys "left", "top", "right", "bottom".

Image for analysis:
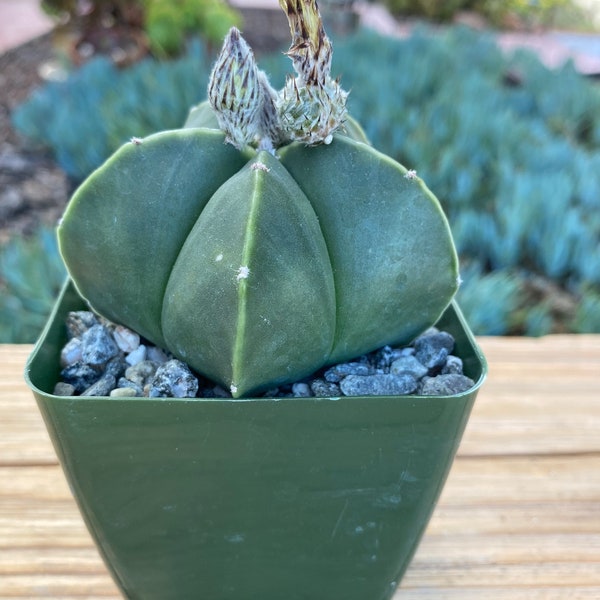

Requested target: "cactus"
[{"left": 57, "top": 0, "right": 459, "bottom": 397}]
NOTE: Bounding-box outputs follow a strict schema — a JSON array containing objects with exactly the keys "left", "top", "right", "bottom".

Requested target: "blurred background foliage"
[
  {"left": 0, "top": 228, "right": 66, "bottom": 344},
  {"left": 40, "top": 0, "right": 241, "bottom": 63},
  {"left": 379, "top": 0, "right": 597, "bottom": 30},
  {"left": 4, "top": 3, "right": 600, "bottom": 341}
]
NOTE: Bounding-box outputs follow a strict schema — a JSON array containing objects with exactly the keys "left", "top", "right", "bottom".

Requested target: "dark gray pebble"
[
  {"left": 340, "top": 373, "right": 418, "bottom": 397},
  {"left": 414, "top": 331, "right": 455, "bottom": 371},
  {"left": 442, "top": 355, "right": 464, "bottom": 375},
  {"left": 209, "top": 385, "right": 233, "bottom": 398},
  {"left": 324, "top": 362, "right": 373, "bottom": 383},
  {"left": 420, "top": 373, "right": 475, "bottom": 396},
  {"left": 390, "top": 355, "right": 429, "bottom": 380},
  {"left": 82, "top": 374, "right": 117, "bottom": 397},
  {"left": 104, "top": 356, "right": 126, "bottom": 379},
  {"left": 60, "top": 361, "right": 102, "bottom": 393},
  {"left": 81, "top": 324, "right": 119, "bottom": 367},
  {"left": 148, "top": 360, "right": 199, "bottom": 398},
  {"left": 373, "top": 345, "right": 394, "bottom": 370},
  {"left": 310, "top": 379, "right": 341, "bottom": 397}
]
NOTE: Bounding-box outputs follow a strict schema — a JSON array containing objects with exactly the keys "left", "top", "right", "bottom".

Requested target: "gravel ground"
[{"left": 0, "top": 34, "right": 69, "bottom": 244}]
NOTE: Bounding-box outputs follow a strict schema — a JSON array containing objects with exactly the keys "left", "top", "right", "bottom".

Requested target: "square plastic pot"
[{"left": 25, "top": 280, "right": 487, "bottom": 600}]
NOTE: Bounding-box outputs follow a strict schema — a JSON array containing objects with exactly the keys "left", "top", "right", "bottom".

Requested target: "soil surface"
[{"left": 0, "top": 34, "right": 69, "bottom": 245}]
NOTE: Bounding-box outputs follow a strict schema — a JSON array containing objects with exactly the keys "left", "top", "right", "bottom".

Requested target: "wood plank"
[
  {"left": 0, "top": 345, "right": 57, "bottom": 466},
  {"left": 460, "top": 335, "right": 600, "bottom": 457},
  {"left": 395, "top": 589, "right": 600, "bottom": 600}
]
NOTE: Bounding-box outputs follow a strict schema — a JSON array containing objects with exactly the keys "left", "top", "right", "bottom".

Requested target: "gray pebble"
[
  {"left": 82, "top": 374, "right": 117, "bottom": 397},
  {"left": 147, "top": 346, "right": 170, "bottom": 364},
  {"left": 373, "top": 345, "right": 395, "bottom": 370},
  {"left": 53, "top": 381, "right": 76, "bottom": 396},
  {"left": 340, "top": 373, "right": 417, "bottom": 397},
  {"left": 420, "top": 373, "right": 475, "bottom": 396},
  {"left": 414, "top": 331, "right": 455, "bottom": 371},
  {"left": 324, "top": 362, "right": 373, "bottom": 383},
  {"left": 60, "top": 361, "right": 101, "bottom": 393},
  {"left": 292, "top": 382, "right": 312, "bottom": 397},
  {"left": 210, "top": 385, "right": 233, "bottom": 398},
  {"left": 442, "top": 355, "right": 464, "bottom": 375},
  {"left": 81, "top": 324, "right": 119, "bottom": 367},
  {"left": 66, "top": 311, "right": 99, "bottom": 339},
  {"left": 104, "top": 356, "right": 126, "bottom": 379},
  {"left": 390, "top": 355, "right": 429, "bottom": 380},
  {"left": 60, "top": 337, "right": 82, "bottom": 367},
  {"left": 117, "top": 377, "right": 144, "bottom": 396},
  {"left": 310, "top": 378, "right": 341, "bottom": 397},
  {"left": 125, "top": 360, "right": 159, "bottom": 387},
  {"left": 148, "top": 360, "right": 199, "bottom": 398}
]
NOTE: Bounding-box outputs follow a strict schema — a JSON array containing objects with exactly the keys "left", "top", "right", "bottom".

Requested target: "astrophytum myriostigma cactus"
[{"left": 57, "top": 0, "right": 459, "bottom": 398}]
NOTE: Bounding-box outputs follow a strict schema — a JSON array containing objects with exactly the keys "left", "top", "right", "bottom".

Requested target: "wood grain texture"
[{"left": 1, "top": 337, "right": 599, "bottom": 599}]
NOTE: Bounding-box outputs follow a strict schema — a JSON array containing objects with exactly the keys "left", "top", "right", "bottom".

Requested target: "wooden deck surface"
[{"left": 1, "top": 336, "right": 599, "bottom": 598}]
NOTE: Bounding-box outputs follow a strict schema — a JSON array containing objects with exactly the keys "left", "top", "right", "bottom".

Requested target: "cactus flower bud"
[{"left": 208, "top": 28, "right": 263, "bottom": 149}]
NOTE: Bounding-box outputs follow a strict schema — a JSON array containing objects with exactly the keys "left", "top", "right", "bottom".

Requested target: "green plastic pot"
[{"left": 25, "top": 280, "right": 487, "bottom": 600}]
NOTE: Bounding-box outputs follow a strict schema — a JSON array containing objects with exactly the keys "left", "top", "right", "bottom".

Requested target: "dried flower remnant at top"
[
  {"left": 279, "top": 0, "right": 331, "bottom": 86},
  {"left": 277, "top": 0, "right": 348, "bottom": 145}
]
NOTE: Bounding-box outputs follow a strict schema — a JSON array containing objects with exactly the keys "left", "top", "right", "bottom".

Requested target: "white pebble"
[
  {"left": 110, "top": 387, "right": 139, "bottom": 398},
  {"left": 112, "top": 325, "right": 140, "bottom": 353},
  {"left": 126, "top": 344, "right": 147, "bottom": 366}
]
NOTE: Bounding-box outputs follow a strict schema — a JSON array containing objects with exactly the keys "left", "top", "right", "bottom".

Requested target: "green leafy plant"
[
  {"left": 380, "top": 0, "right": 471, "bottom": 21},
  {"left": 40, "top": 0, "right": 241, "bottom": 62},
  {"left": 57, "top": 0, "right": 459, "bottom": 397},
  {"left": 144, "top": 0, "right": 242, "bottom": 57},
  {"left": 0, "top": 228, "right": 66, "bottom": 343},
  {"left": 381, "top": 0, "right": 577, "bottom": 28}
]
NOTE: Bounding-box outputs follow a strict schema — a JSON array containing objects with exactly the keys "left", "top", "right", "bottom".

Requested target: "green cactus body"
[
  {"left": 162, "top": 149, "right": 336, "bottom": 395},
  {"left": 57, "top": 3, "right": 460, "bottom": 397},
  {"left": 58, "top": 118, "right": 458, "bottom": 397},
  {"left": 279, "top": 138, "right": 458, "bottom": 363},
  {"left": 58, "top": 129, "right": 248, "bottom": 349}
]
